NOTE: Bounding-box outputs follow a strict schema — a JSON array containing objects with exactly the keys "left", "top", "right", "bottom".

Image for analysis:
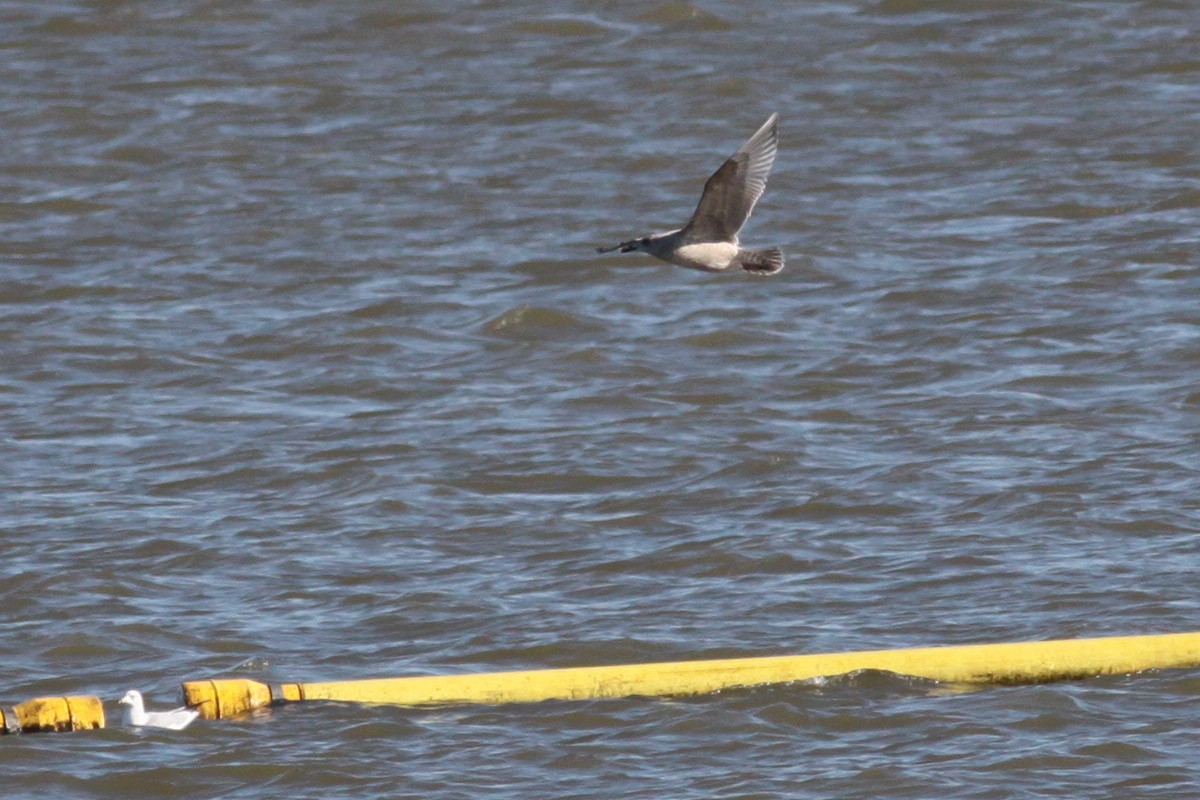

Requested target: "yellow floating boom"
[
  {"left": 0, "top": 696, "right": 105, "bottom": 734},
  {"left": 183, "top": 630, "right": 1200, "bottom": 719}
]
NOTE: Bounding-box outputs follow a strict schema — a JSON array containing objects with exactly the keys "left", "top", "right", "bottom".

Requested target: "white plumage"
[{"left": 118, "top": 689, "right": 199, "bottom": 731}]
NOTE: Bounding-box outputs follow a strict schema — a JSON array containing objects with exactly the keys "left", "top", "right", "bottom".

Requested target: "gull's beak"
[{"left": 596, "top": 240, "right": 637, "bottom": 254}]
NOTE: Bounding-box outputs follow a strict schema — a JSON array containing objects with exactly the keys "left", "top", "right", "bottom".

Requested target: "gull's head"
[
  {"left": 118, "top": 690, "right": 142, "bottom": 707},
  {"left": 596, "top": 235, "right": 653, "bottom": 255}
]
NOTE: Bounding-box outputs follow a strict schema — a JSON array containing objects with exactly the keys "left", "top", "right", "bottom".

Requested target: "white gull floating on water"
[
  {"left": 597, "top": 113, "right": 784, "bottom": 276},
  {"left": 118, "top": 689, "right": 199, "bottom": 731}
]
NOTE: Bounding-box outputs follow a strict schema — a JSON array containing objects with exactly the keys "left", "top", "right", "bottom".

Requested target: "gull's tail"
[{"left": 737, "top": 247, "right": 784, "bottom": 276}]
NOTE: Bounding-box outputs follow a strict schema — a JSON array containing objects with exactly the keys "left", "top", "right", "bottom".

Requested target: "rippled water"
[{"left": 3, "top": 1, "right": 1200, "bottom": 797}]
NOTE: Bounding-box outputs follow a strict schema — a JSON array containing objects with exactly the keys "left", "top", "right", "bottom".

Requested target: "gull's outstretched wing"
[{"left": 682, "top": 113, "right": 778, "bottom": 242}]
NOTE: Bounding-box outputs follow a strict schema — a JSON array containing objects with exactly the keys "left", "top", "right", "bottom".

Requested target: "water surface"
[{"left": 2, "top": 1, "right": 1199, "bottom": 797}]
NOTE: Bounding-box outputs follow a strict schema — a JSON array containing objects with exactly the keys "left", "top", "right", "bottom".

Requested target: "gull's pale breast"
[{"left": 668, "top": 241, "right": 739, "bottom": 272}]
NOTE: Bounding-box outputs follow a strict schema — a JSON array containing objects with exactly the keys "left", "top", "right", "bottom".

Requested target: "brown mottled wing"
[{"left": 681, "top": 113, "right": 778, "bottom": 242}]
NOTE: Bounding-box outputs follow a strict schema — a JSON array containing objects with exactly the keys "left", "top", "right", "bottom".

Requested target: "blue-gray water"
[{"left": 3, "top": 1, "right": 1199, "bottom": 797}]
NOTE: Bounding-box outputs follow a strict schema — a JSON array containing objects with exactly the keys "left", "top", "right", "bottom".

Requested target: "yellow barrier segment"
[
  {"left": 182, "top": 679, "right": 272, "bottom": 721},
  {"left": 182, "top": 630, "right": 1200, "bottom": 718},
  {"left": 1, "top": 696, "right": 105, "bottom": 734}
]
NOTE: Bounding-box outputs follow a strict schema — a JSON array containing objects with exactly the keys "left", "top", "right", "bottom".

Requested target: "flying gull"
[{"left": 597, "top": 113, "right": 784, "bottom": 275}]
